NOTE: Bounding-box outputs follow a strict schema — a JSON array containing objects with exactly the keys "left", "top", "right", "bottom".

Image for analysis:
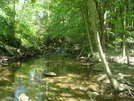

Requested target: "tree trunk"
[
  {"left": 119, "top": 1, "right": 126, "bottom": 58},
  {"left": 122, "top": 34, "right": 126, "bottom": 57},
  {"left": 12, "top": 0, "right": 16, "bottom": 36},
  {"left": 79, "top": 2, "right": 94, "bottom": 55},
  {"left": 88, "top": 0, "right": 120, "bottom": 91},
  {"left": 94, "top": 0, "right": 105, "bottom": 51}
]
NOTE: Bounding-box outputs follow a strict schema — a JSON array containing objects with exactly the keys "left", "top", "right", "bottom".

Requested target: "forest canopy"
[{"left": 0, "top": 0, "right": 133, "bottom": 53}]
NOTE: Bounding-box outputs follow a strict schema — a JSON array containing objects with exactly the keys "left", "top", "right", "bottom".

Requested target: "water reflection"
[
  {"left": 14, "top": 87, "right": 28, "bottom": 101},
  {"left": 0, "top": 53, "right": 93, "bottom": 101},
  {"left": 13, "top": 56, "right": 47, "bottom": 101}
]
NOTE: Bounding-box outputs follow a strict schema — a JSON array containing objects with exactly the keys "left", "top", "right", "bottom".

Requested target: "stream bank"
[{"left": 1, "top": 46, "right": 134, "bottom": 100}]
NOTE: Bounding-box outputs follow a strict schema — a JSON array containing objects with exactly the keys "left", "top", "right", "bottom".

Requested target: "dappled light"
[
  {"left": 1, "top": 53, "right": 134, "bottom": 101},
  {"left": 0, "top": 0, "right": 134, "bottom": 100},
  {"left": 0, "top": 54, "right": 98, "bottom": 101}
]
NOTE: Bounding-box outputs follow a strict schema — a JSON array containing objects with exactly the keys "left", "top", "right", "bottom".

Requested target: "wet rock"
[
  {"left": 55, "top": 50, "right": 65, "bottom": 53},
  {"left": 86, "top": 91, "right": 99, "bottom": 100},
  {"left": 76, "top": 87, "right": 88, "bottom": 92},
  {"left": 88, "top": 85, "right": 98, "bottom": 92},
  {"left": 18, "top": 93, "right": 29, "bottom": 101},
  {"left": 44, "top": 72, "right": 57, "bottom": 77}
]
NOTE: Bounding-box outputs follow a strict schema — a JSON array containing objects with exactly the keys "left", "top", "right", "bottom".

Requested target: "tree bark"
[
  {"left": 94, "top": 0, "right": 105, "bottom": 51},
  {"left": 88, "top": 0, "right": 120, "bottom": 91},
  {"left": 79, "top": 2, "right": 94, "bottom": 55},
  {"left": 119, "top": 1, "right": 126, "bottom": 58}
]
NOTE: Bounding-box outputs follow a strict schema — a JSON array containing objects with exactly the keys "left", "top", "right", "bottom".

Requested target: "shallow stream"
[
  {"left": 1, "top": 53, "right": 134, "bottom": 101},
  {"left": 0, "top": 53, "right": 97, "bottom": 101}
]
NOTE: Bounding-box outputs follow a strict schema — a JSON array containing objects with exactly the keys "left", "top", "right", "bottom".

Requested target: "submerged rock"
[
  {"left": 18, "top": 93, "right": 29, "bottom": 101},
  {"left": 86, "top": 91, "right": 99, "bottom": 100},
  {"left": 44, "top": 72, "right": 57, "bottom": 77}
]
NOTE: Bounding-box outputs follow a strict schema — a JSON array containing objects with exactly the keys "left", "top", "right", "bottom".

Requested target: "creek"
[
  {"left": 1, "top": 53, "right": 134, "bottom": 101},
  {"left": 0, "top": 53, "right": 96, "bottom": 101}
]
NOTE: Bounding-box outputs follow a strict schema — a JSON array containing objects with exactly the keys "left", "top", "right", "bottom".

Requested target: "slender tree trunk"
[
  {"left": 94, "top": 0, "right": 105, "bottom": 51},
  {"left": 122, "top": 34, "right": 126, "bottom": 57},
  {"left": 46, "top": 0, "right": 51, "bottom": 26},
  {"left": 88, "top": 0, "right": 120, "bottom": 91},
  {"left": 125, "top": 0, "right": 130, "bottom": 65},
  {"left": 12, "top": 0, "right": 16, "bottom": 36},
  {"left": 119, "top": 1, "right": 126, "bottom": 58},
  {"left": 79, "top": 2, "right": 94, "bottom": 55},
  {"left": 126, "top": 45, "right": 130, "bottom": 65}
]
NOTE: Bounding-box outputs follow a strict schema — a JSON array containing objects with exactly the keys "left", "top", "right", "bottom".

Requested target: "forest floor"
[{"left": 81, "top": 52, "right": 134, "bottom": 101}]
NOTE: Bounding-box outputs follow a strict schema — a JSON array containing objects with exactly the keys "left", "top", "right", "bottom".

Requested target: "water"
[
  {"left": 0, "top": 53, "right": 93, "bottom": 101},
  {"left": 1, "top": 53, "right": 134, "bottom": 101}
]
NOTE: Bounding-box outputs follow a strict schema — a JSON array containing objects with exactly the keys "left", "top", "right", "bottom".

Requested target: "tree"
[
  {"left": 0, "top": 0, "right": 22, "bottom": 48},
  {"left": 79, "top": 0, "right": 94, "bottom": 55},
  {"left": 88, "top": 0, "right": 121, "bottom": 91},
  {"left": 88, "top": 0, "right": 134, "bottom": 92}
]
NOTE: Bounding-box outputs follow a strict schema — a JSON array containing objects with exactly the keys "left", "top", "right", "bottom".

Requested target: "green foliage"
[
  {"left": 0, "top": 0, "right": 134, "bottom": 55},
  {"left": 0, "top": 0, "right": 46, "bottom": 48},
  {"left": 30, "top": 0, "right": 37, "bottom": 3},
  {"left": 0, "top": 14, "right": 21, "bottom": 47},
  {"left": 44, "top": 0, "right": 87, "bottom": 49}
]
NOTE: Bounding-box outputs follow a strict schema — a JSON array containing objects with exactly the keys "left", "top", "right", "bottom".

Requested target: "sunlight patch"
[{"left": 16, "top": 74, "right": 28, "bottom": 78}]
